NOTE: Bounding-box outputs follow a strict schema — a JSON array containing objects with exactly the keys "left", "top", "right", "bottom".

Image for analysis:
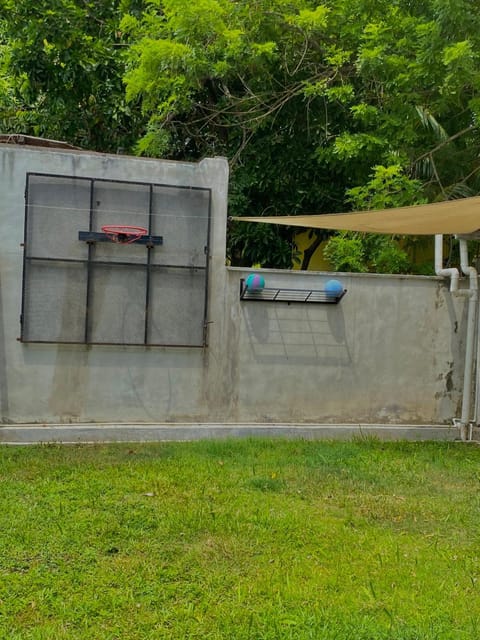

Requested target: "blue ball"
[
  {"left": 245, "top": 273, "right": 265, "bottom": 291},
  {"left": 325, "top": 279, "right": 344, "bottom": 297}
]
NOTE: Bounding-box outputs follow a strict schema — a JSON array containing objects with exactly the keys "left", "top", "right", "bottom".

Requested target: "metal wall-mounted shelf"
[{"left": 239, "top": 279, "right": 346, "bottom": 304}]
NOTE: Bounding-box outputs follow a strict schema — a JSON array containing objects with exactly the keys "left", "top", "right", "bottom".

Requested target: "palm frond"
[
  {"left": 444, "top": 182, "right": 476, "bottom": 199},
  {"left": 415, "top": 105, "right": 449, "bottom": 142},
  {"left": 412, "top": 155, "right": 433, "bottom": 180}
]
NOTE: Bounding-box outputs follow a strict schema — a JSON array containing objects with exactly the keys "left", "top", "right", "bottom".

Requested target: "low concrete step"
[{"left": 0, "top": 423, "right": 458, "bottom": 444}]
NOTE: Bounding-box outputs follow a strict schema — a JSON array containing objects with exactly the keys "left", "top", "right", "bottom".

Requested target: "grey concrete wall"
[
  {"left": 0, "top": 143, "right": 468, "bottom": 425},
  {"left": 224, "top": 269, "right": 466, "bottom": 425},
  {"left": 0, "top": 144, "right": 229, "bottom": 423}
]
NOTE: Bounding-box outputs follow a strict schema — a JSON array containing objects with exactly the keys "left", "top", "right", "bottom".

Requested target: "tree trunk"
[{"left": 301, "top": 235, "right": 323, "bottom": 270}]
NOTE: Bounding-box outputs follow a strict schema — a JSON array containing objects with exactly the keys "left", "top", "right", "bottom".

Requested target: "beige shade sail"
[{"left": 234, "top": 196, "right": 480, "bottom": 235}]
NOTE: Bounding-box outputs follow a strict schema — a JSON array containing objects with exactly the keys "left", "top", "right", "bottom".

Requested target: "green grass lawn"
[{"left": 1, "top": 438, "right": 480, "bottom": 639}]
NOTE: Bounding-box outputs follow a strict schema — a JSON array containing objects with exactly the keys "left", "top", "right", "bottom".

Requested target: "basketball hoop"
[{"left": 101, "top": 225, "right": 148, "bottom": 244}]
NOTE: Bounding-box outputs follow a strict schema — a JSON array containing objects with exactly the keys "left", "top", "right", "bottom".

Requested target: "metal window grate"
[{"left": 21, "top": 173, "right": 212, "bottom": 347}]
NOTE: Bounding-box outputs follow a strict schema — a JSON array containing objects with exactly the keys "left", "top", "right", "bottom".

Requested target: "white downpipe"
[
  {"left": 435, "top": 235, "right": 478, "bottom": 441},
  {"left": 457, "top": 239, "right": 478, "bottom": 441},
  {"left": 434, "top": 235, "right": 459, "bottom": 291}
]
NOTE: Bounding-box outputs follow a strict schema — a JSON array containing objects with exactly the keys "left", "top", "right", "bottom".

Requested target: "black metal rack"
[{"left": 239, "top": 279, "right": 346, "bottom": 304}]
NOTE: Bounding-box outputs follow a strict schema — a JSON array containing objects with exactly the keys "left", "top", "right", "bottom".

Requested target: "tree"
[
  {"left": 3, "top": 0, "right": 480, "bottom": 270},
  {"left": 0, "top": 0, "right": 145, "bottom": 152},
  {"left": 323, "top": 165, "right": 427, "bottom": 273},
  {"left": 119, "top": 0, "right": 480, "bottom": 269}
]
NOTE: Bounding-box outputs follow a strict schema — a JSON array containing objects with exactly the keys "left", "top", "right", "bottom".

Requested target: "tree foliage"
[
  {"left": 118, "top": 0, "right": 480, "bottom": 269},
  {"left": 2, "top": 0, "right": 480, "bottom": 270},
  {"left": 0, "top": 0, "right": 144, "bottom": 151},
  {"left": 324, "top": 165, "right": 426, "bottom": 274}
]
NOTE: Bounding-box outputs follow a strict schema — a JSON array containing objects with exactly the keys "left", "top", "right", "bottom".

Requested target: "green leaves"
[
  {"left": 323, "top": 232, "right": 367, "bottom": 273},
  {"left": 442, "top": 39, "right": 477, "bottom": 94},
  {"left": 228, "top": 221, "right": 297, "bottom": 269},
  {"left": 161, "top": 0, "right": 227, "bottom": 43},
  {"left": 324, "top": 232, "right": 412, "bottom": 274},
  {"left": 346, "top": 165, "right": 427, "bottom": 211},
  {"left": 333, "top": 133, "right": 385, "bottom": 161},
  {"left": 323, "top": 166, "right": 427, "bottom": 274},
  {"left": 3, "top": 0, "right": 480, "bottom": 270},
  {"left": 0, "top": 0, "right": 145, "bottom": 151},
  {"left": 124, "top": 38, "right": 193, "bottom": 111},
  {"left": 289, "top": 6, "right": 330, "bottom": 32}
]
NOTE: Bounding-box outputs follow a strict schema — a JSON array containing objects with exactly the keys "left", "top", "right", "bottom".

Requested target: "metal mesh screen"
[
  {"left": 151, "top": 186, "right": 210, "bottom": 267},
  {"left": 149, "top": 268, "right": 207, "bottom": 345},
  {"left": 25, "top": 174, "right": 91, "bottom": 260},
  {"left": 89, "top": 265, "right": 147, "bottom": 344},
  {"left": 22, "top": 173, "right": 211, "bottom": 346},
  {"left": 22, "top": 261, "right": 87, "bottom": 343},
  {"left": 92, "top": 181, "right": 150, "bottom": 265}
]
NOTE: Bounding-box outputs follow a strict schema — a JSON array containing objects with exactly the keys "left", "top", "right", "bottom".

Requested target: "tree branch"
[{"left": 413, "top": 125, "right": 475, "bottom": 164}]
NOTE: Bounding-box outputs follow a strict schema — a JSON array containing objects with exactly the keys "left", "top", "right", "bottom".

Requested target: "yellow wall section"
[{"left": 293, "top": 231, "right": 332, "bottom": 271}]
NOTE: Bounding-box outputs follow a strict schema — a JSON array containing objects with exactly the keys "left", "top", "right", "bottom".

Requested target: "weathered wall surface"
[
  {"left": 224, "top": 269, "right": 465, "bottom": 425},
  {"left": 0, "top": 144, "right": 467, "bottom": 425},
  {"left": 0, "top": 144, "right": 229, "bottom": 423}
]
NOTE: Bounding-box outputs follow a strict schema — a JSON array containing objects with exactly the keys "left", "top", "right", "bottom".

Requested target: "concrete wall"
[
  {"left": 0, "top": 143, "right": 468, "bottom": 425},
  {"left": 0, "top": 144, "right": 229, "bottom": 423},
  {"left": 223, "top": 269, "right": 465, "bottom": 425}
]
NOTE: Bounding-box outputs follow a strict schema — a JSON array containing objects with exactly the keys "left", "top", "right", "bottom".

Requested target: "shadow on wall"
[{"left": 242, "top": 302, "right": 352, "bottom": 366}]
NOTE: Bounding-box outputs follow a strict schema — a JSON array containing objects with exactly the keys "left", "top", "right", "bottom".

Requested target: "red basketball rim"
[{"left": 101, "top": 224, "right": 148, "bottom": 244}]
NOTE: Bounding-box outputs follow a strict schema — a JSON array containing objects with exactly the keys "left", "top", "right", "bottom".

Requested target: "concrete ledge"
[{"left": 0, "top": 423, "right": 459, "bottom": 444}]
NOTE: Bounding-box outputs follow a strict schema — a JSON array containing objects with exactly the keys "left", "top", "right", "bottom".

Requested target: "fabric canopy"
[{"left": 234, "top": 196, "right": 480, "bottom": 235}]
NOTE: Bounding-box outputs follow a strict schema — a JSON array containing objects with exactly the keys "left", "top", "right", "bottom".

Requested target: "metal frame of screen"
[{"left": 20, "top": 173, "right": 212, "bottom": 347}]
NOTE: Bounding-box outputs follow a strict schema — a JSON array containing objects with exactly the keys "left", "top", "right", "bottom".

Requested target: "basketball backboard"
[{"left": 21, "top": 173, "right": 211, "bottom": 347}]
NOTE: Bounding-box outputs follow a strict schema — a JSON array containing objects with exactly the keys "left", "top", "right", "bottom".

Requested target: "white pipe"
[
  {"left": 435, "top": 235, "right": 459, "bottom": 291},
  {"left": 475, "top": 302, "right": 480, "bottom": 426},
  {"left": 434, "top": 235, "right": 476, "bottom": 299},
  {"left": 458, "top": 239, "right": 478, "bottom": 441},
  {"left": 435, "top": 235, "right": 478, "bottom": 440}
]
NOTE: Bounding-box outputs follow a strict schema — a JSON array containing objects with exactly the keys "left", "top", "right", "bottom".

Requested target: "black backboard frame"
[{"left": 21, "top": 173, "right": 212, "bottom": 347}]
